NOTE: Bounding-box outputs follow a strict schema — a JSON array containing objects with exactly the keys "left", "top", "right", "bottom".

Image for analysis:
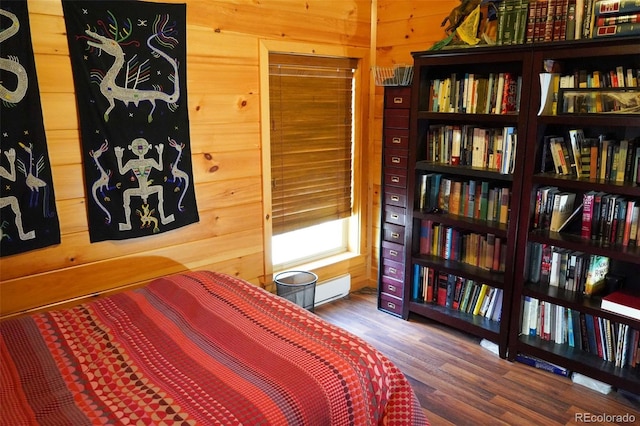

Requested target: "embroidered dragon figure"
[
  {"left": 0, "top": 8, "right": 28, "bottom": 106},
  {"left": 83, "top": 14, "right": 180, "bottom": 123}
]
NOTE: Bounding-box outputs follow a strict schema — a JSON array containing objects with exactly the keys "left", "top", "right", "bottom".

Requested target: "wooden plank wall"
[
  {"left": 372, "top": 0, "right": 458, "bottom": 278},
  {"left": 0, "top": 0, "right": 373, "bottom": 317},
  {"left": 1, "top": 0, "right": 459, "bottom": 318}
]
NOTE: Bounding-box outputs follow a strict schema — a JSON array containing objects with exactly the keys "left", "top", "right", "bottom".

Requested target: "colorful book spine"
[
  {"left": 594, "top": 22, "right": 640, "bottom": 36},
  {"left": 594, "top": 0, "right": 640, "bottom": 15}
]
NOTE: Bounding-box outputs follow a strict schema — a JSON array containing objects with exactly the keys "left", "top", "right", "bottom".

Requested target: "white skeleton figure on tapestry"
[
  {"left": 0, "top": 148, "right": 35, "bottom": 241},
  {"left": 114, "top": 138, "right": 174, "bottom": 232}
]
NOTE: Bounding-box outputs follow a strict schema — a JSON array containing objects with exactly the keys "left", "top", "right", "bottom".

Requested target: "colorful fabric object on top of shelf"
[
  {"left": 0, "top": 0, "right": 61, "bottom": 257},
  {"left": 62, "top": 1, "right": 199, "bottom": 243}
]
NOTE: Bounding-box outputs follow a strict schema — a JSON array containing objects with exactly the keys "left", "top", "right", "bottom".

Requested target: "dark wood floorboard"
[{"left": 314, "top": 288, "right": 640, "bottom": 426}]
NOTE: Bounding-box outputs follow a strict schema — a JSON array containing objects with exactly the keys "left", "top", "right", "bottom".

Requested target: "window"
[{"left": 269, "top": 53, "right": 357, "bottom": 268}]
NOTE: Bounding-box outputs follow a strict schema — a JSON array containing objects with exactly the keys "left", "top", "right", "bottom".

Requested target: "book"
[
  {"left": 594, "top": 0, "right": 640, "bottom": 15},
  {"left": 582, "top": 191, "right": 597, "bottom": 239},
  {"left": 549, "top": 192, "right": 577, "bottom": 232},
  {"left": 594, "top": 22, "right": 640, "bottom": 36},
  {"left": 596, "top": 12, "right": 640, "bottom": 26},
  {"left": 601, "top": 289, "right": 640, "bottom": 320},
  {"left": 584, "top": 255, "right": 610, "bottom": 296},
  {"left": 568, "top": 129, "right": 584, "bottom": 177}
]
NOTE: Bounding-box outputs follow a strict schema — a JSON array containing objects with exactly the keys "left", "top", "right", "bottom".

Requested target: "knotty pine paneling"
[
  {"left": 371, "top": 0, "right": 458, "bottom": 280},
  {"left": 1, "top": 0, "right": 374, "bottom": 317},
  {"left": 2, "top": 0, "right": 463, "bottom": 317}
]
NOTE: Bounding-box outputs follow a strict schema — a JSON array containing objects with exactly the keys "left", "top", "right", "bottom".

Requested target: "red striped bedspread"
[{"left": 1, "top": 271, "right": 427, "bottom": 425}]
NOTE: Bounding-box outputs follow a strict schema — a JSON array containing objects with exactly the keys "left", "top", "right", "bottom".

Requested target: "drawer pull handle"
[
  {"left": 393, "top": 97, "right": 403, "bottom": 104},
  {"left": 391, "top": 157, "right": 401, "bottom": 163},
  {"left": 391, "top": 176, "right": 400, "bottom": 183},
  {"left": 388, "top": 285, "right": 396, "bottom": 292},
  {"left": 389, "top": 250, "right": 398, "bottom": 256},
  {"left": 391, "top": 232, "right": 400, "bottom": 239},
  {"left": 387, "top": 301, "right": 396, "bottom": 309},
  {"left": 390, "top": 214, "right": 399, "bottom": 220},
  {"left": 390, "top": 195, "right": 400, "bottom": 202},
  {"left": 389, "top": 267, "right": 397, "bottom": 274},
  {"left": 392, "top": 137, "right": 401, "bottom": 144}
]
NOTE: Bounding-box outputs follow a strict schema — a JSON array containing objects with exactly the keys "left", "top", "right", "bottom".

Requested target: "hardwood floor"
[{"left": 314, "top": 289, "right": 640, "bottom": 426}]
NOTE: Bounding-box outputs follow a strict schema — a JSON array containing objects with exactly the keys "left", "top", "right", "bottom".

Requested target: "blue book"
[{"left": 412, "top": 264, "right": 421, "bottom": 300}]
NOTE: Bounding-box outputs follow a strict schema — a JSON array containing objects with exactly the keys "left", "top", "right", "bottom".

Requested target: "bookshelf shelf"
[
  {"left": 416, "top": 161, "right": 515, "bottom": 182},
  {"left": 413, "top": 211, "right": 510, "bottom": 238},
  {"left": 522, "top": 282, "right": 639, "bottom": 328},
  {"left": 528, "top": 229, "right": 640, "bottom": 262},
  {"left": 411, "top": 254, "right": 506, "bottom": 288},
  {"left": 409, "top": 301, "right": 501, "bottom": 336},
  {"left": 518, "top": 335, "right": 640, "bottom": 392}
]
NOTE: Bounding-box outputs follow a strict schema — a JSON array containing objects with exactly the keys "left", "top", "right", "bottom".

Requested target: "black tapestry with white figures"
[
  {"left": 62, "top": 1, "right": 198, "bottom": 242},
  {"left": 0, "top": 0, "right": 61, "bottom": 257}
]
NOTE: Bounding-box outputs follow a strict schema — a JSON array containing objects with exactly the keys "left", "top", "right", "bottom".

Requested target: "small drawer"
[
  {"left": 380, "top": 276, "right": 404, "bottom": 298},
  {"left": 384, "top": 87, "right": 411, "bottom": 109},
  {"left": 383, "top": 223, "right": 405, "bottom": 244},
  {"left": 384, "top": 148, "right": 408, "bottom": 170},
  {"left": 382, "top": 257, "right": 404, "bottom": 281},
  {"left": 381, "top": 240, "right": 405, "bottom": 262},
  {"left": 379, "top": 293, "right": 403, "bottom": 316},
  {"left": 385, "top": 188, "right": 407, "bottom": 208},
  {"left": 384, "top": 109, "right": 410, "bottom": 129},
  {"left": 384, "top": 130, "right": 409, "bottom": 149},
  {"left": 384, "top": 168, "right": 407, "bottom": 188},
  {"left": 384, "top": 205, "right": 405, "bottom": 226}
]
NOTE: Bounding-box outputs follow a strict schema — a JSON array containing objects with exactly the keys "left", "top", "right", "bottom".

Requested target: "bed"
[{"left": 1, "top": 271, "right": 428, "bottom": 425}]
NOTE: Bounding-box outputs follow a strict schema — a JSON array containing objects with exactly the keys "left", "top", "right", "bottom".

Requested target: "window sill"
[{"left": 274, "top": 251, "right": 359, "bottom": 276}]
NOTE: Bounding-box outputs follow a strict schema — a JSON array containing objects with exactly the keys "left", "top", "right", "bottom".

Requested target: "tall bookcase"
[
  {"left": 509, "top": 38, "right": 640, "bottom": 392},
  {"left": 401, "top": 46, "right": 534, "bottom": 359},
  {"left": 379, "top": 37, "right": 640, "bottom": 385}
]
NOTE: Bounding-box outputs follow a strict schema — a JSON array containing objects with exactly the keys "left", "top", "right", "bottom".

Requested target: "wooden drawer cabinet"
[{"left": 378, "top": 86, "right": 411, "bottom": 317}]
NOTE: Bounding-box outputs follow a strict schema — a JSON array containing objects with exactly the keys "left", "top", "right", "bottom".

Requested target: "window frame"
[{"left": 259, "top": 40, "right": 369, "bottom": 280}]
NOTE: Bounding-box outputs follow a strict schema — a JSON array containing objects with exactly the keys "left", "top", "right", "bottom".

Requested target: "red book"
[
  {"left": 601, "top": 289, "right": 640, "bottom": 320},
  {"left": 623, "top": 200, "right": 636, "bottom": 246},
  {"left": 582, "top": 191, "right": 596, "bottom": 239},
  {"left": 437, "top": 272, "right": 448, "bottom": 306}
]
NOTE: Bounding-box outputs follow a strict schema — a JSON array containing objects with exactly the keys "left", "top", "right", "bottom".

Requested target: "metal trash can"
[{"left": 275, "top": 271, "right": 318, "bottom": 312}]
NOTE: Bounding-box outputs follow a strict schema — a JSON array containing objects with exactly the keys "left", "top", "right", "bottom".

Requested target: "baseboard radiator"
[{"left": 315, "top": 274, "right": 350, "bottom": 307}]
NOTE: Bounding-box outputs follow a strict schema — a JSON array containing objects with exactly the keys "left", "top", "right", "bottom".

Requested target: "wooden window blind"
[{"left": 269, "top": 53, "right": 356, "bottom": 235}]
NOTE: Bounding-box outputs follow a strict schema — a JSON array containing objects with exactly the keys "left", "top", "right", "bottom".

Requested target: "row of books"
[
  {"left": 412, "top": 265, "right": 504, "bottom": 322},
  {"left": 521, "top": 297, "right": 640, "bottom": 368},
  {"left": 419, "top": 220, "right": 507, "bottom": 272},
  {"left": 539, "top": 68, "right": 640, "bottom": 115},
  {"left": 531, "top": 187, "right": 579, "bottom": 232},
  {"left": 497, "top": 0, "right": 640, "bottom": 46},
  {"left": 525, "top": 242, "right": 611, "bottom": 294},
  {"left": 427, "top": 72, "right": 521, "bottom": 115},
  {"left": 532, "top": 187, "right": 640, "bottom": 246},
  {"left": 418, "top": 174, "right": 511, "bottom": 224},
  {"left": 424, "top": 125, "right": 517, "bottom": 174},
  {"left": 541, "top": 131, "right": 640, "bottom": 183},
  {"left": 583, "top": 192, "right": 640, "bottom": 245}
]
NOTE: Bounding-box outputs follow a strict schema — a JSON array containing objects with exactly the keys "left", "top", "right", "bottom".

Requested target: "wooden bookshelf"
[
  {"left": 509, "top": 37, "right": 640, "bottom": 393},
  {"left": 379, "top": 37, "right": 639, "bottom": 390}
]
